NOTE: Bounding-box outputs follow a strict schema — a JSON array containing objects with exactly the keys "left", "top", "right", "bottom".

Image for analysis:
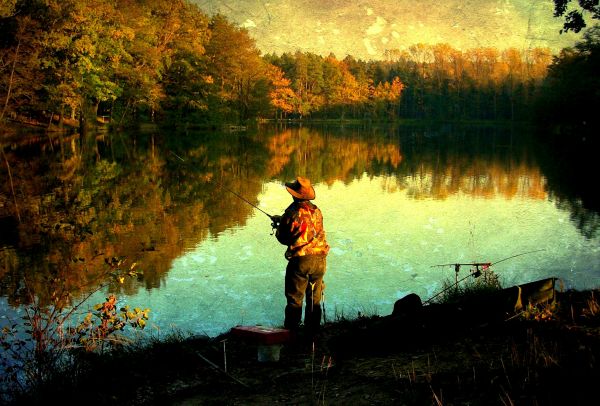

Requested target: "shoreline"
[{"left": 4, "top": 287, "right": 599, "bottom": 405}]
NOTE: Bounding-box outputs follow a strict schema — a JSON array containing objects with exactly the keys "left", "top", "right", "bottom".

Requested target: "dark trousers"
[{"left": 284, "top": 255, "right": 327, "bottom": 334}]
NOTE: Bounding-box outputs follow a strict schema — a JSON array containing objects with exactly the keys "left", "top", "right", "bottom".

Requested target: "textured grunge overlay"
[{"left": 192, "top": 0, "right": 580, "bottom": 59}]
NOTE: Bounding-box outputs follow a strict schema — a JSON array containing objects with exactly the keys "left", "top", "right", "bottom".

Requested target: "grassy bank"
[{"left": 4, "top": 288, "right": 599, "bottom": 405}]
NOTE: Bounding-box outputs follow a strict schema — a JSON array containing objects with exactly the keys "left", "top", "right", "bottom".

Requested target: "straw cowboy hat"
[{"left": 285, "top": 176, "right": 315, "bottom": 200}]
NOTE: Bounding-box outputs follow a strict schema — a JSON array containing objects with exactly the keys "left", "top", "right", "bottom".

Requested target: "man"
[{"left": 272, "top": 177, "right": 330, "bottom": 337}]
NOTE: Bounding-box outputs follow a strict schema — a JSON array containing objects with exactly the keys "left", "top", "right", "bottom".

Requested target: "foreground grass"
[{"left": 5, "top": 289, "right": 600, "bottom": 405}]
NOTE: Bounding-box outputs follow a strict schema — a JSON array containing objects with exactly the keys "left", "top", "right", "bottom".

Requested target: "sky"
[{"left": 192, "top": 0, "right": 581, "bottom": 60}]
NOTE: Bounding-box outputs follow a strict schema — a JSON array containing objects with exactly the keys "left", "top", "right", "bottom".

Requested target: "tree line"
[
  {"left": 266, "top": 44, "right": 552, "bottom": 122},
  {"left": 535, "top": 26, "right": 599, "bottom": 140},
  {"left": 0, "top": 0, "right": 562, "bottom": 130}
]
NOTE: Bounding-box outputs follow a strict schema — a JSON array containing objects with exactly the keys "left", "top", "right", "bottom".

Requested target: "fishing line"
[{"left": 491, "top": 248, "right": 546, "bottom": 266}]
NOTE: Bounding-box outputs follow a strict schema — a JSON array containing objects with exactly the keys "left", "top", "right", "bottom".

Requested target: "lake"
[{"left": 1, "top": 123, "right": 599, "bottom": 337}]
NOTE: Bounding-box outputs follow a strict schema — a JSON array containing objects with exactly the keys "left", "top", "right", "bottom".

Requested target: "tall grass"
[
  {"left": 434, "top": 267, "right": 502, "bottom": 305},
  {"left": 388, "top": 289, "right": 600, "bottom": 405}
]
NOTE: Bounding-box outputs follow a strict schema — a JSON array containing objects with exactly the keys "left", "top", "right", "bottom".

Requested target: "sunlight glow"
[{"left": 113, "top": 175, "right": 599, "bottom": 337}]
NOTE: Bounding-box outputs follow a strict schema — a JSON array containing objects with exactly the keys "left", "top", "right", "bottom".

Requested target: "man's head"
[{"left": 285, "top": 176, "right": 315, "bottom": 200}]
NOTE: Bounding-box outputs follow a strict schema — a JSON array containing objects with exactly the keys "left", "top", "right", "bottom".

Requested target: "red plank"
[{"left": 231, "top": 325, "right": 290, "bottom": 345}]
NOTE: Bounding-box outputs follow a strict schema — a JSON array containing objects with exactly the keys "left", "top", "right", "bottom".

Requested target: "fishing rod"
[
  {"left": 215, "top": 181, "right": 280, "bottom": 232},
  {"left": 490, "top": 249, "right": 546, "bottom": 266},
  {"left": 166, "top": 152, "right": 272, "bottom": 217},
  {"left": 166, "top": 150, "right": 280, "bottom": 232},
  {"left": 424, "top": 271, "right": 482, "bottom": 305},
  {"left": 431, "top": 249, "right": 546, "bottom": 271},
  {"left": 425, "top": 248, "right": 546, "bottom": 304}
]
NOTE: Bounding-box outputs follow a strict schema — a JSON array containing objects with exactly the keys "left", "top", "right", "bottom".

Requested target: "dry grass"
[{"left": 2, "top": 289, "right": 599, "bottom": 405}]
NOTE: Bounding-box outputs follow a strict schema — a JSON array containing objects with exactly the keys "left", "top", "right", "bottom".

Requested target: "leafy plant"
[
  {"left": 0, "top": 257, "right": 149, "bottom": 402},
  {"left": 520, "top": 301, "right": 559, "bottom": 322},
  {"left": 73, "top": 294, "right": 149, "bottom": 352}
]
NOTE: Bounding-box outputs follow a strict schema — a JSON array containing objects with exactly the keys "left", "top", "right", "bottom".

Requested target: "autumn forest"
[
  {"left": 2, "top": 0, "right": 596, "bottom": 131},
  {"left": 1, "top": 0, "right": 600, "bottom": 403},
  {"left": 1, "top": 0, "right": 599, "bottom": 303}
]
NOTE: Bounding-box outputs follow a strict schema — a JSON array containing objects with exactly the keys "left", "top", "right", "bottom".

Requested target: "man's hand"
[
  {"left": 274, "top": 215, "right": 305, "bottom": 244},
  {"left": 270, "top": 215, "right": 282, "bottom": 228}
]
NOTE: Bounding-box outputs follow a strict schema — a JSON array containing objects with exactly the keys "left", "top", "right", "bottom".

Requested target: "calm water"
[{"left": 1, "top": 124, "right": 599, "bottom": 336}]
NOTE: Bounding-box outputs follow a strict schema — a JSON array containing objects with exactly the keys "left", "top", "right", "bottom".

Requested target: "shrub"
[{"left": 0, "top": 257, "right": 149, "bottom": 402}]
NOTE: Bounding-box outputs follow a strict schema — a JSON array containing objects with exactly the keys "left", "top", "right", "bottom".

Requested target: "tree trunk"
[
  {"left": 79, "top": 98, "right": 88, "bottom": 137},
  {"left": 0, "top": 35, "right": 20, "bottom": 121}
]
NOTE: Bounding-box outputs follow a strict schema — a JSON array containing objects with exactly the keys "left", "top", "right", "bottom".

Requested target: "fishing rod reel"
[
  {"left": 435, "top": 262, "right": 492, "bottom": 285},
  {"left": 424, "top": 250, "right": 545, "bottom": 305},
  {"left": 215, "top": 179, "right": 281, "bottom": 235},
  {"left": 424, "top": 262, "right": 492, "bottom": 304},
  {"left": 269, "top": 215, "right": 281, "bottom": 235}
]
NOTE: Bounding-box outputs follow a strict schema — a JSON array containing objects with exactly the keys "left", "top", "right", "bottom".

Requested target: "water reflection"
[{"left": 0, "top": 124, "right": 599, "bottom": 335}]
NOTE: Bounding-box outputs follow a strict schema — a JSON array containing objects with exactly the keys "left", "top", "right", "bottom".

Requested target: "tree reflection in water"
[{"left": 0, "top": 124, "right": 598, "bottom": 310}]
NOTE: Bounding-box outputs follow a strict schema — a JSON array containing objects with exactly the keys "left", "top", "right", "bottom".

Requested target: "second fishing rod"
[{"left": 424, "top": 248, "right": 546, "bottom": 304}]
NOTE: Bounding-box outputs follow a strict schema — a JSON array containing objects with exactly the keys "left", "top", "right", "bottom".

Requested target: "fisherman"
[{"left": 271, "top": 177, "right": 330, "bottom": 338}]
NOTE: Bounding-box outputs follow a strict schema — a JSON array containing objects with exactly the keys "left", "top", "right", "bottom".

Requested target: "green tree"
[
  {"left": 536, "top": 26, "right": 600, "bottom": 137},
  {"left": 204, "top": 14, "right": 269, "bottom": 123},
  {"left": 267, "top": 64, "right": 296, "bottom": 119},
  {"left": 157, "top": 1, "right": 211, "bottom": 124},
  {"left": 553, "top": 0, "right": 600, "bottom": 33},
  {"left": 0, "top": 0, "right": 16, "bottom": 17},
  {"left": 0, "top": 15, "right": 41, "bottom": 122}
]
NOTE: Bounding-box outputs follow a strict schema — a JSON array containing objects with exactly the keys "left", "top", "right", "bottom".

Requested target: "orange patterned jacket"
[{"left": 276, "top": 201, "right": 330, "bottom": 260}]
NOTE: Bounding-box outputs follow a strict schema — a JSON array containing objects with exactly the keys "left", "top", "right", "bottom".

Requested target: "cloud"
[
  {"left": 193, "top": 0, "right": 578, "bottom": 61},
  {"left": 363, "top": 38, "right": 377, "bottom": 55},
  {"left": 366, "top": 16, "right": 387, "bottom": 36},
  {"left": 241, "top": 19, "right": 256, "bottom": 28}
]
